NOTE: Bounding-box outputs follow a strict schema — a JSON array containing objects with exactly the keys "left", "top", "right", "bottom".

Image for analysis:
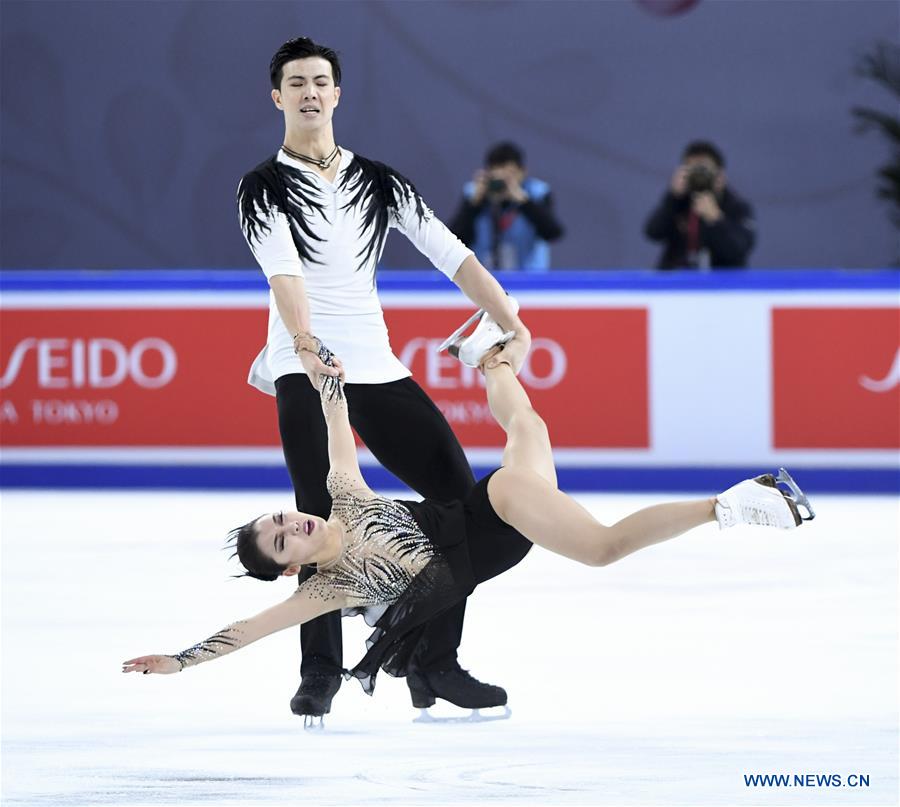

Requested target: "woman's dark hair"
[
  {"left": 485, "top": 141, "right": 525, "bottom": 169},
  {"left": 227, "top": 516, "right": 287, "bottom": 582},
  {"left": 270, "top": 37, "right": 342, "bottom": 90},
  {"left": 683, "top": 140, "right": 725, "bottom": 168}
]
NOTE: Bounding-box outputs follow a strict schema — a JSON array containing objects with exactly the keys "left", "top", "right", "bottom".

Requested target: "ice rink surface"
[{"left": 1, "top": 488, "right": 897, "bottom": 807}]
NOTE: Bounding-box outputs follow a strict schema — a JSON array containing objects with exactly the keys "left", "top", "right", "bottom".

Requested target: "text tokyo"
[{"left": 0, "top": 338, "right": 177, "bottom": 390}]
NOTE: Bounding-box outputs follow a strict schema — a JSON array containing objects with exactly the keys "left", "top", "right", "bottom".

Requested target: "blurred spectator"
[
  {"left": 450, "top": 142, "right": 564, "bottom": 271},
  {"left": 644, "top": 141, "right": 755, "bottom": 269}
]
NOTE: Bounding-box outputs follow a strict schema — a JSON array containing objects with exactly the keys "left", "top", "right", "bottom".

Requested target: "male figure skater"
[{"left": 237, "top": 37, "right": 531, "bottom": 722}]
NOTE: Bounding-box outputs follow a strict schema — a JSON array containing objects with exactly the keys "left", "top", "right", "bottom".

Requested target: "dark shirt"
[{"left": 644, "top": 187, "right": 756, "bottom": 269}]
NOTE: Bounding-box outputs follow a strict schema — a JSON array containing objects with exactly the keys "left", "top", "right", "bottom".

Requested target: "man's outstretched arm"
[
  {"left": 269, "top": 275, "right": 343, "bottom": 384},
  {"left": 451, "top": 255, "right": 532, "bottom": 373},
  {"left": 237, "top": 171, "right": 343, "bottom": 385},
  {"left": 391, "top": 178, "right": 532, "bottom": 372}
]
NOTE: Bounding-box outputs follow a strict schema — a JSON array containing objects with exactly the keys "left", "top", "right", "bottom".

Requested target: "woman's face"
[{"left": 254, "top": 510, "right": 330, "bottom": 573}]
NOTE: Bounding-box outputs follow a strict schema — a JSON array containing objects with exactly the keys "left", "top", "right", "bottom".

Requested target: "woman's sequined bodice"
[{"left": 305, "top": 471, "right": 435, "bottom": 608}]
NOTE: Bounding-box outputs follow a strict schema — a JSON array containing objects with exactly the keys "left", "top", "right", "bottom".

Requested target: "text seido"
[
  {"left": 0, "top": 338, "right": 178, "bottom": 390},
  {"left": 399, "top": 337, "right": 567, "bottom": 389}
]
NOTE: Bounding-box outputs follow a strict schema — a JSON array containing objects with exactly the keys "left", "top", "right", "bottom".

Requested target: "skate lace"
[
  {"left": 741, "top": 502, "right": 776, "bottom": 526},
  {"left": 433, "top": 665, "right": 500, "bottom": 693}
]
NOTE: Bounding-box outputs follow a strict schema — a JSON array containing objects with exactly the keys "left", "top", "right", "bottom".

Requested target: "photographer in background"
[
  {"left": 644, "top": 141, "right": 755, "bottom": 269},
  {"left": 450, "top": 142, "right": 564, "bottom": 272}
]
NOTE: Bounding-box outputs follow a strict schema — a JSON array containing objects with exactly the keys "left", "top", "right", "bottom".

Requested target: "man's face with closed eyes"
[{"left": 271, "top": 57, "right": 341, "bottom": 131}]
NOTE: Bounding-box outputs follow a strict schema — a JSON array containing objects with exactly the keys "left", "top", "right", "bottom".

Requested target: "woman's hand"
[
  {"left": 298, "top": 349, "right": 345, "bottom": 387},
  {"left": 122, "top": 655, "right": 182, "bottom": 675},
  {"left": 304, "top": 338, "right": 347, "bottom": 415},
  {"left": 319, "top": 370, "right": 347, "bottom": 417},
  {"left": 294, "top": 333, "right": 345, "bottom": 387}
]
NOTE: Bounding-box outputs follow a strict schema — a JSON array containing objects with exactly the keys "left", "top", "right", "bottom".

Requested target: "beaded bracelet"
[{"left": 292, "top": 332, "right": 320, "bottom": 356}]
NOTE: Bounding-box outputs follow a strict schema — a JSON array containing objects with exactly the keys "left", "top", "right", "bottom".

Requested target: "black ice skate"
[
  {"left": 408, "top": 664, "right": 511, "bottom": 723},
  {"left": 290, "top": 672, "right": 341, "bottom": 730}
]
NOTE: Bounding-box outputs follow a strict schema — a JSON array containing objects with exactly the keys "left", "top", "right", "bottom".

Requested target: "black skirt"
[{"left": 344, "top": 469, "right": 533, "bottom": 694}]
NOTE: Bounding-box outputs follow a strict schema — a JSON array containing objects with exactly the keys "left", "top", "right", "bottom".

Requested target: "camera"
[
  {"left": 487, "top": 178, "right": 508, "bottom": 195},
  {"left": 686, "top": 164, "right": 717, "bottom": 194}
]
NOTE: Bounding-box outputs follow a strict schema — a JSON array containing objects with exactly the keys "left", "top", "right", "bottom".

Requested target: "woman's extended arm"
[
  {"left": 122, "top": 581, "right": 344, "bottom": 675},
  {"left": 317, "top": 366, "right": 370, "bottom": 494}
]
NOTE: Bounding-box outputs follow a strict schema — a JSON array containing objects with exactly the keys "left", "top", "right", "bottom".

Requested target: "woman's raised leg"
[
  {"left": 482, "top": 361, "right": 715, "bottom": 566},
  {"left": 483, "top": 361, "right": 557, "bottom": 486},
  {"left": 479, "top": 358, "right": 804, "bottom": 568},
  {"left": 487, "top": 466, "right": 716, "bottom": 566}
]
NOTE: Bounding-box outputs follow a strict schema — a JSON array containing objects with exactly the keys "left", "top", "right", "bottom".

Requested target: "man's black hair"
[
  {"left": 485, "top": 141, "right": 525, "bottom": 169},
  {"left": 227, "top": 516, "right": 287, "bottom": 582},
  {"left": 683, "top": 140, "right": 725, "bottom": 168},
  {"left": 270, "top": 37, "right": 342, "bottom": 90}
]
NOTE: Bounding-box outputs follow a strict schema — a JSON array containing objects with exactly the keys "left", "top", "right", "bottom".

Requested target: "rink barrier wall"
[
  {"left": 1, "top": 269, "right": 898, "bottom": 493},
  {"left": 1, "top": 269, "right": 898, "bottom": 292},
  {"left": 0, "top": 463, "right": 894, "bottom": 494}
]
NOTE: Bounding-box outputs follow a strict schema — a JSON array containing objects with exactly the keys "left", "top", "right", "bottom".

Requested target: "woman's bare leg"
[
  {"left": 487, "top": 467, "right": 716, "bottom": 566},
  {"left": 479, "top": 351, "right": 806, "bottom": 566},
  {"left": 480, "top": 361, "right": 714, "bottom": 565},
  {"left": 483, "top": 361, "right": 557, "bottom": 486}
]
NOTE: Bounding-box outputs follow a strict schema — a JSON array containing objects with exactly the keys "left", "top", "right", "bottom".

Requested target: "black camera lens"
[
  {"left": 686, "top": 165, "right": 716, "bottom": 194},
  {"left": 487, "top": 178, "right": 507, "bottom": 194}
]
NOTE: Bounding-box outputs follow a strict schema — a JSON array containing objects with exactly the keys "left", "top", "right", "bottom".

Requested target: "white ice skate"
[
  {"left": 716, "top": 468, "right": 815, "bottom": 530},
  {"left": 438, "top": 298, "right": 520, "bottom": 368}
]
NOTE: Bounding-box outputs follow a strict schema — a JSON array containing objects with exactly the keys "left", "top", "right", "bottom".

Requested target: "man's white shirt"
[{"left": 238, "top": 148, "right": 472, "bottom": 392}]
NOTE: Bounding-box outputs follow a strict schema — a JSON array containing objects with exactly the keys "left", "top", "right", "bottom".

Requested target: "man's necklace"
[{"left": 281, "top": 143, "right": 340, "bottom": 170}]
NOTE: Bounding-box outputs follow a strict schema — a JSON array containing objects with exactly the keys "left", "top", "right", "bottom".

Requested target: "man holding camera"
[
  {"left": 644, "top": 141, "right": 755, "bottom": 269},
  {"left": 450, "top": 142, "right": 564, "bottom": 272}
]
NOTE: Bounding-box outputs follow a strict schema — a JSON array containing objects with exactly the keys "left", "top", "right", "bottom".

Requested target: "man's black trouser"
[{"left": 275, "top": 373, "right": 476, "bottom": 678}]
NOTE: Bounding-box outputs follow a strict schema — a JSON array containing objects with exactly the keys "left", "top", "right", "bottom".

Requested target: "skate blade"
[
  {"left": 437, "top": 309, "right": 485, "bottom": 353},
  {"left": 775, "top": 467, "right": 816, "bottom": 521},
  {"left": 302, "top": 715, "right": 325, "bottom": 730},
  {"left": 413, "top": 705, "right": 511, "bottom": 724}
]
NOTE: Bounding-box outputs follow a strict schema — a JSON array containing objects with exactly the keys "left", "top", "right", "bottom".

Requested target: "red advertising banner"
[
  {"left": 0, "top": 309, "right": 277, "bottom": 445},
  {"left": 385, "top": 307, "right": 649, "bottom": 448},
  {"left": 772, "top": 307, "right": 900, "bottom": 448},
  {"left": 1, "top": 305, "right": 649, "bottom": 449}
]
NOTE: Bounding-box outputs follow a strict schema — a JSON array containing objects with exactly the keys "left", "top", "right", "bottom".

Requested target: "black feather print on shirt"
[
  {"left": 339, "top": 156, "right": 431, "bottom": 279},
  {"left": 237, "top": 157, "right": 329, "bottom": 265},
  {"left": 239, "top": 153, "right": 431, "bottom": 279}
]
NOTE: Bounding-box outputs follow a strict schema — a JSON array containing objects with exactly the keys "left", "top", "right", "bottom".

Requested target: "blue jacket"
[{"left": 450, "top": 177, "right": 564, "bottom": 272}]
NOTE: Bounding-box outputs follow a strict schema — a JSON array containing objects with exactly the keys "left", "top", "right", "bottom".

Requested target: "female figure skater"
[{"left": 123, "top": 309, "right": 814, "bottom": 706}]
